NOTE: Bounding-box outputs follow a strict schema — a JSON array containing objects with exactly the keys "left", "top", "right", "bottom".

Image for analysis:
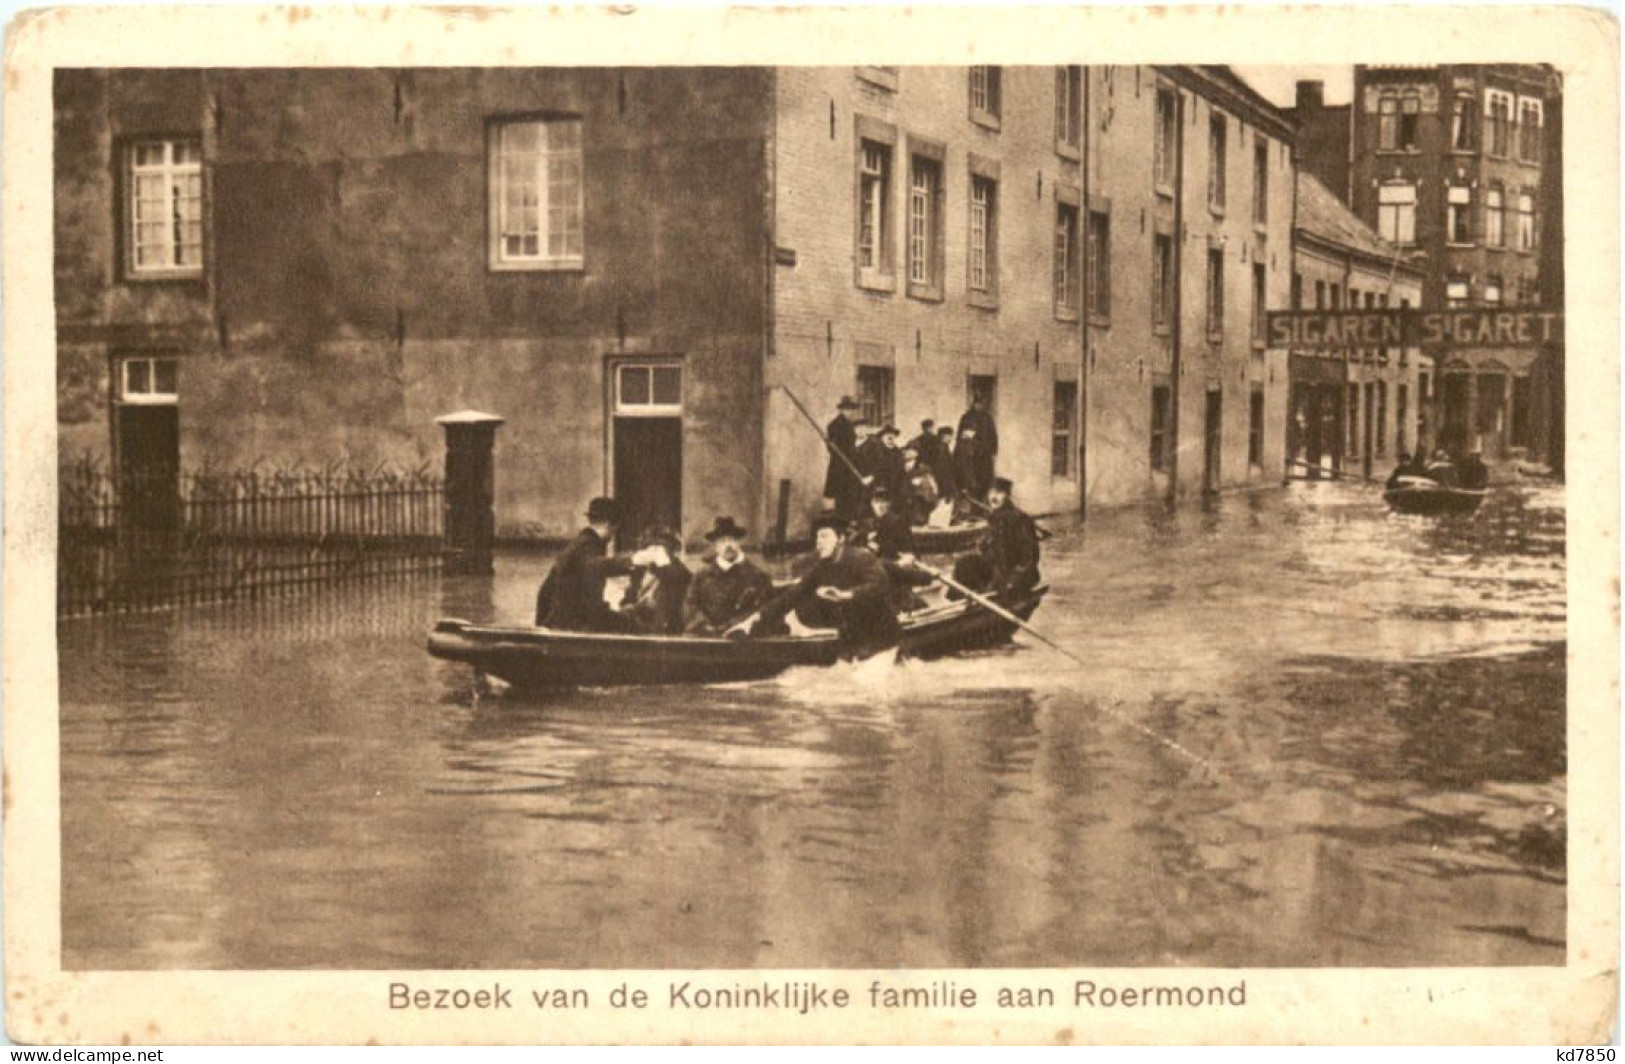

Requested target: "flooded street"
[{"left": 59, "top": 479, "right": 1566, "bottom": 970}]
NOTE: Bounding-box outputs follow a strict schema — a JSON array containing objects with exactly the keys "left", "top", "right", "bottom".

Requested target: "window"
[
  {"left": 1518, "top": 191, "right": 1536, "bottom": 251},
  {"left": 1054, "top": 203, "right": 1080, "bottom": 317},
  {"left": 969, "top": 66, "right": 1002, "bottom": 126},
  {"left": 1055, "top": 66, "right": 1082, "bottom": 152},
  {"left": 1379, "top": 93, "right": 1420, "bottom": 151},
  {"left": 856, "top": 365, "right": 894, "bottom": 429},
  {"left": 1451, "top": 94, "right": 1475, "bottom": 151},
  {"left": 1487, "top": 90, "right": 1513, "bottom": 156},
  {"left": 1150, "top": 384, "right": 1172, "bottom": 472},
  {"left": 1447, "top": 184, "right": 1473, "bottom": 245},
  {"left": 1206, "top": 247, "right": 1224, "bottom": 338},
  {"left": 1154, "top": 89, "right": 1178, "bottom": 190},
  {"left": 1519, "top": 99, "right": 1543, "bottom": 163},
  {"left": 1052, "top": 380, "right": 1078, "bottom": 478},
  {"left": 1330, "top": 285, "right": 1342, "bottom": 310},
  {"left": 120, "top": 356, "right": 179, "bottom": 403},
  {"left": 490, "top": 118, "right": 584, "bottom": 269},
  {"left": 1314, "top": 279, "right": 1326, "bottom": 310},
  {"left": 1377, "top": 182, "right": 1417, "bottom": 246},
  {"left": 1087, "top": 209, "right": 1110, "bottom": 318},
  {"left": 1511, "top": 376, "right": 1533, "bottom": 447},
  {"left": 1486, "top": 184, "right": 1505, "bottom": 247},
  {"left": 1346, "top": 383, "right": 1361, "bottom": 457},
  {"left": 1446, "top": 276, "right": 1470, "bottom": 308},
  {"left": 907, "top": 154, "right": 943, "bottom": 294},
  {"left": 1518, "top": 276, "right": 1537, "bottom": 305},
  {"left": 1485, "top": 274, "right": 1503, "bottom": 305},
  {"left": 126, "top": 138, "right": 203, "bottom": 276},
  {"left": 968, "top": 175, "right": 997, "bottom": 296},
  {"left": 1252, "top": 264, "right": 1267, "bottom": 345},
  {"left": 1152, "top": 233, "right": 1174, "bottom": 329},
  {"left": 857, "top": 139, "right": 892, "bottom": 278},
  {"left": 1252, "top": 136, "right": 1269, "bottom": 225},
  {"left": 1208, "top": 114, "right": 1227, "bottom": 209},
  {"left": 615, "top": 363, "right": 682, "bottom": 414},
  {"left": 1291, "top": 271, "right": 1303, "bottom": 310},
  {"left": 1248, "top": 386, "right": 1265, "bottom": 467}
]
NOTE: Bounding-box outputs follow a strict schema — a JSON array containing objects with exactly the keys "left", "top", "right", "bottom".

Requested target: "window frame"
[
  {"left": 1518, "top": 98, "right": 1544, "bottom": 164},
  {"left": 1053, "top": 198, "right": 1082, "bottom": 321},
  {"left": 118, "top": 355, "right": 180, "bottom": 405},
  {"left": 1451, "top": 93, "right": 1476, "bottom": 152},
  {"left": 1251, "top": 135, "right": 1269, "bottom": 227},
  {"left": 1208, "top": 113, "right": 1228, "bottom": 212},
  {"left": 1486, "top": 183, "right": 1506, "bottom": 247},
  {"left": 1251, "top": 262, "right": 1268, "bottom": 348},
  {"left": 905, "top": 141, "right": 946, "bottom": 302},
  {"left": 969, "top": 66, "right": 1002, "bottom": 130},
  {"left": 487, "top": 115, "right": 586, "bottom": 273},
  {"left": 1086, "top": 207, "right": 1111, "bottom": 321},
  {"left": 1152, "top": 231, "right": 1175, "bottom": 332},
  {"left": 123, "top": 136, "right": 205, "bottom": 281},
  {"left": 1377, "top": 181, "right": 1418, "bottom": 246},
  {"left": 1486, "top": 90, "right": 1514, "bottom": 157},
  {"left": 1517, "top": 190, "right": 1537, "bottom": 252},
  {"left": 1153, "top": 87, "right": 1178, "bottom": 194},
  {"left": 853, "top": 117, "right": 899, "bottom": 292},
  {"left": 855, "top": 365, "right": 896, "bottom": 430},
  {"left": 1206, "top": 246, "right": 1225, "bottom": 340},
  {"left": 1055, "top": 66, "right": 1082, "bottom": 156},
  {"left": 1149, "top": 382, "right": 1172, "bottom": 472},
  {"left": 1248, "top": 385, "right": 1265, "bottom": 468},
  {"left": 1446, "top": 183, "right": 1474, "bottom": 246},
  {"left": 1051, "top": 379, "right": 1079, "bottom": 480}
]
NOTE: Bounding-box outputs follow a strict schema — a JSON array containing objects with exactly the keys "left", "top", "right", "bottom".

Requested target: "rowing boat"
[
  {"left": 1383, "top": 476, "right": 1488, "bottom": 516},
  {"left": 427, "top": 583, "right": 1048, "bottom": 689}
]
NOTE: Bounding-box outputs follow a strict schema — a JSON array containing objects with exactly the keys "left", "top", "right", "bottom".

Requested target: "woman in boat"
[
  {"left": 619, "top": 526, "right": 692, "bottom": 635},
  {"left": 683, "top": 516, "right": 775, "bottom": 635},
  {"left": 737, "top": 514, "right": 900, "bottom": 653}
]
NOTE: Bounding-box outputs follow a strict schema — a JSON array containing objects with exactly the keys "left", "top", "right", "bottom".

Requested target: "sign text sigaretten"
[{"left": 1267, "top": 307, "right": 1564, "bottom": 350}]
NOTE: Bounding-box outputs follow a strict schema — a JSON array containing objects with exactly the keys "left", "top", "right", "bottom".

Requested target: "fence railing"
[{"left": 59, "top": 459, "right": 445, "bottom": 617}]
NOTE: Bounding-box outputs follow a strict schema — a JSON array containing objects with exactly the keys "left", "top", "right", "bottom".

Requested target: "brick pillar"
[{"left": 437, "top": 410, "right": 505, "bottom": 575}]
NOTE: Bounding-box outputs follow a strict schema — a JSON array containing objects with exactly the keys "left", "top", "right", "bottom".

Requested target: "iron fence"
[{"left": 59, "top": 458, "right": 445, "bottom": 617}]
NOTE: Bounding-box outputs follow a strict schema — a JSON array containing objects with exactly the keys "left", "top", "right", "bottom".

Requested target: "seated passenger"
[
  {"left": 951, "top": 476, "right": 1041, "bottom": 596},
  {"left": 683, "top": 516, "right": 775, "bottom": 636},
  {"left": 852, "top": 488, "right": 932, "bottom": 609},
  {"left": 620, "top": 526, "right": 692, "bottom": 635},
  {"left": 736, "top": 514, "right": 899, "bottom": 655},
  {"left": 1457, "top": 449, "right": 1490, "bottom": 490},
  {"left": 900, "top": 448, "right": 941, "bottom": 526}
]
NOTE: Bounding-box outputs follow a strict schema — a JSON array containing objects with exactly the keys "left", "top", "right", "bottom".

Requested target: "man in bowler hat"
[
  {"left": 534, "top": 496, "right": 638, "bottom": 631},
  {"left": 823, "top": 395, "right": 870, "bottom": 522},
  {"left": 741, "top": 513, "right": 899, "bottom": 654},
  {"left": 684, "top": 516, "right": 775, "bottom": 635}
]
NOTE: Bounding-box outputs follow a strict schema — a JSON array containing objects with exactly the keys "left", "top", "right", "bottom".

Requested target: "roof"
[{"left": 1295, "top": 172, "right": 1424, "bottom": 276}]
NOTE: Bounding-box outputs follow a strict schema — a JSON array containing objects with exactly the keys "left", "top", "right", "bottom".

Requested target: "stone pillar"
[{"left": 437, "top": 410, "right": 505, "bottom": 575}]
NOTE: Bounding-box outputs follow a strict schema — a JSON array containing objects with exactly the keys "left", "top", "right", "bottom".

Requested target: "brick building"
[
  {"left": 1282, "top": 172, "right": 1428, "bottom": 479},
  {"left": 1082, "top": 67, "right": 1295, "bottom": 504},
  {"left": 55, "top": 65, "right": 1295, "bottom": 546},
  {"left": 1292, "top": 65, "right": 1562, "bottom": 462}
]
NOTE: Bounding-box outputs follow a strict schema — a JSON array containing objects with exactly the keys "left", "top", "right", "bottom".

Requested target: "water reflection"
[{"left": 60, "top": 480, "right": 1565, "bottom": 969}]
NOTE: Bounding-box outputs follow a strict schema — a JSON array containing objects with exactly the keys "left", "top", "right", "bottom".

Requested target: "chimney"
[{"left": 1295, "top": 80, "right": 1325, "bottom": 114}]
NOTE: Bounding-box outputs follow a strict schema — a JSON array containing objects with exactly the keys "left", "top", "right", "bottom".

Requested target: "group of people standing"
[{"left": 822, "top": 393, "right": 999, "bottom": 526}]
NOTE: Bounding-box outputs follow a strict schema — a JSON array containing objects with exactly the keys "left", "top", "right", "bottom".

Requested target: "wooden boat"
[
  {"left": 909, "top": 519, "right": 986, "bottom": 554},
  {"left": 1383, "top": 476, "right": 1488, "bottom": 516},
  {"left": 427, "top": 583, "right": 1048, "bottom": 690}
]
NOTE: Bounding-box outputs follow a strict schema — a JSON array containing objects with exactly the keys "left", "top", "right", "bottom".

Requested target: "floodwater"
[{"left": 59, "top": 479, "right": 1567, "bottom": 970}]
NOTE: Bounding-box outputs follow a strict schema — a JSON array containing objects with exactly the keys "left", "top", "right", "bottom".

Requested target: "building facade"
[
  {"left": 55, "top": 65, "right": 1296, "bottom": 547},
  {"left": 1082, "top": 66, "right": 1296, "bottom": 505},
  {"left": 1282, "top": 173, "right": 1428, "bottom": 478},
  {"left": 1295, "top": 65, "right": 1560, "bottom": 462}
]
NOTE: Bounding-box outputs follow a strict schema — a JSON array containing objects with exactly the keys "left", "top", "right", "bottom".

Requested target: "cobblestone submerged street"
[{"left": 60, "top": 479, "right": 1565, "bottom": 969}]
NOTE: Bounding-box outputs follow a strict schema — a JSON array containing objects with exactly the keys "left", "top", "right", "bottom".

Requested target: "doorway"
[
  {"left": 610, "top": 361, "right": 683, "bottom": 543},
  {"left": 114, "top": 356, "right": 181, "bottom": 533},
  {"left": 1203, "top": 387, "right": 1222, "bottom": 493}
]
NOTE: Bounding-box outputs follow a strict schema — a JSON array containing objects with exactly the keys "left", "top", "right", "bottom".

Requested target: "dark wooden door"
[
  {"left": 612, "top": 417, "right": 682, "bottom": 543},
  {"left": 116, "top": 404, "right": 180, "bottom": 533}
]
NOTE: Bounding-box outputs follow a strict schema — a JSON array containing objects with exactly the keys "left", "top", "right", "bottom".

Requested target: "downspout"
[
  {"left": 1080, "top": 66, "right": 1091, "bottom": 519},
  {"left": 761, "top": 68, "right": 778, "bottom": 543},
  {"left": 1167, "top": 88, "right": 1186, "bottom": 503}
]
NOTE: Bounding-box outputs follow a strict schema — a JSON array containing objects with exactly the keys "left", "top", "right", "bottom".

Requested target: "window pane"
[
  {"left": 125, "top": 360, "right": 151, "bottom": 395},
  {"left": 153, "top": 359, "right": 178, "bottom": 395},
  {"left": 652, "top": 367, "right": 681, "bottom": 406},
  {"left": 620, "top": 366, "right": 651, "bottom": 406}
]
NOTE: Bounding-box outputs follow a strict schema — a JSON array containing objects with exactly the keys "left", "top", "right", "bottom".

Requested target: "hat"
[
  {"left": 869, "top": 486, "right": 892, "bottom": 501},
  {"left": 585, "top": 496, "right": 619, "bottom": 523},
  {"left": 836, "top": 395, "right": 860, "bottom": 411},
  {"left": 704, "top": 516, "right": 749, "bottom": 541},
  {"left": 937, "top": 425, "right": 955, "bottom": 436},
  {"left": 640, "top": 525, "right": 682, "bottom": 551},
  {"left": 991, "top": 476, "right": 1013, "bottom": 494},
  {"left": 920, "top": 419, "right": 935, "bottom": 431},
  {"left": 880, "top": 424, "right": 900, "bottom": 439},
  {"left": 810, "top": 513, "right": 849, "bottom": 535}
]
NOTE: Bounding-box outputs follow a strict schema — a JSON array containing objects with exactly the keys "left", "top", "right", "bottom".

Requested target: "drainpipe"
[
  {"left": 1167, "top": 88, "right": 1186, "bottom": 503},
  {"left": 1080, "top": 66, "right": 1091, "bottom": 519}
]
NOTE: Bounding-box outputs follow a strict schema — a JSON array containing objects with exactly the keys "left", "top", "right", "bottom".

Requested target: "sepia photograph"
[{"left": 5, "top": 4, "right": 1618, "bottom": 1047}]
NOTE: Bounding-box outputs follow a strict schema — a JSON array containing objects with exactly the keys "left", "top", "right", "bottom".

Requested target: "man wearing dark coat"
[
  {"left": 953, "top": 476, "right": 1041, "bottom": 595},
  {"left": 955, "top": 394, "right": 999, "bottom": 500},
  {"left": 742, "top": 514, "right": 899, "bottom": 653},
  {"left": 823, "top": 395, "right": 869, "bottom": 522},
  {"left": 852, "top": 487, "right": 916, "bottom": 560},
  {"left": 619, "top": 526, "right": 693, "bottom": 635},
  {"left": 534, "top": 497, "right": 636, "bottom": 631},
  {"left": 683, "top": 516, "right": 776, "bottom": 635},
  {"left": 857, "top": 424, "right": 907, "bottom": 501},
  {"left": 910, "top": 420, "right": 941, "bottom": 469},
  {"left": 931, "top": 425, "right": 959, "bottom": 500}
]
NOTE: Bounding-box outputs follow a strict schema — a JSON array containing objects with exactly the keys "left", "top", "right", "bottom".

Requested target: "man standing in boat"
[
  {"left": 683, "top": 516, "right": 775, "bottom": 635},
  {"left": 953, "top": 476, "right": 1041, "bottom": 596},
  {"left": 823, "top": 395, "right": 870, "bottom": 522},
  {"left": 735, "top": 513, "right": 899, "bottom": 654},
  {"left": 534, "top": 496, "right": 638, "bottom": 631}
]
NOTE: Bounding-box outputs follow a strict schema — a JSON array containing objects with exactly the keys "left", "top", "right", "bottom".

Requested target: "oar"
[
  {"left": 910, "top": 561, "right": 1219, "bottom": 776},
  {"left": 776, "top": 384, "right": 868, "bottom": 484}
]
